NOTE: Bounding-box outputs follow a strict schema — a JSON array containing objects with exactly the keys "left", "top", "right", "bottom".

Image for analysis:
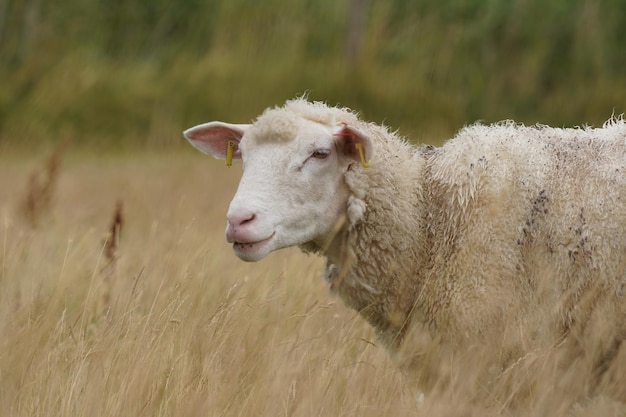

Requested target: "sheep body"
[
  {"left": 184, "top": 99, "right": 626, "bottom": 402},
  {"left": 328, "top": 116, "right": 626, "bottom": 400}
]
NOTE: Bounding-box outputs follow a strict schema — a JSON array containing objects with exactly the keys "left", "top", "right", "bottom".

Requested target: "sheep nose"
[
  {"left": 226, "top": 210, "right": 257, "bottom": 243},
  {"left": 227, "top": 211, "right": 256, "bottom": 228}
]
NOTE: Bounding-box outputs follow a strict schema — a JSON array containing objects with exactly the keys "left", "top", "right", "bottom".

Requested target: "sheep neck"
[{"left": 311, "top": 145, "right": 430, "bottom": 349}]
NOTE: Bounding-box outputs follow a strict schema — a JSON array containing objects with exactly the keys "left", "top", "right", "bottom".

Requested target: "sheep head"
[{"left": 184, "top": 107, "right": 373, "bottom": 262}]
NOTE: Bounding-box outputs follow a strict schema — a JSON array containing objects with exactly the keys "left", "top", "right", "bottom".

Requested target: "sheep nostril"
[
  {"left": 241, "top": 213, "right": 255, "bottom": 225},
  {"left": 228, "top": 211, "right": 257, "bottom": 228}
]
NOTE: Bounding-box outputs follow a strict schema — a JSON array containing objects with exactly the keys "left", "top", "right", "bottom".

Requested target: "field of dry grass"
[
  {"left": 0, "top": 149, "right": 419, "bottom": 417},
  {"left": 2, "top": 148, "right": 625, "bottom": 417}
]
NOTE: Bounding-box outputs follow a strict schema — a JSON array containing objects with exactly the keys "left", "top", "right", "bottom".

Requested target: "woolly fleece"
[{"left": 230, "top": 99, "right": 626, "bottom": 396}]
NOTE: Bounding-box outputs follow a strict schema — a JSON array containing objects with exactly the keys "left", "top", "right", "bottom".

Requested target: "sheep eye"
[{"left": 312, "top": 149, "right": 330, "bottom": 159}]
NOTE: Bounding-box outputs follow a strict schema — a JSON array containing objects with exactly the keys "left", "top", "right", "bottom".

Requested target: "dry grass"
[
  {"left": 1, "top": 149, "right": 625, "bottom": 416},
  {"left": 20, "top": 143, "right": 66, "bottom": 227},
  {"left": 0, "top": 150, "right": 416, "bottom": 417}
]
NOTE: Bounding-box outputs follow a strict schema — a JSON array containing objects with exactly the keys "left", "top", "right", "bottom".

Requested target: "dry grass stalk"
[
  {"left": 21, "top": 143, "right": 65, "bottom": 226},
  {"left": 101, "top": 200, "right": 123, "bottom": 308},
  {"left": 103, "top": 200, "right": 123, "bottom": 264}
]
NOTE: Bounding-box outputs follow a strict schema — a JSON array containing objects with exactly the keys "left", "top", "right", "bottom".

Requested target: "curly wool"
[
  {"left": 288, "top": 104, "right": 626, "bottom": 364},
  {"left": 253, "top": 100, "right": 626, "bottom": 390}
]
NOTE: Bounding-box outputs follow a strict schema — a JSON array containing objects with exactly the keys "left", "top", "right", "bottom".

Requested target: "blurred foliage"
[{"left": 0, "top": 0, "right": 625, "bottom": 148}]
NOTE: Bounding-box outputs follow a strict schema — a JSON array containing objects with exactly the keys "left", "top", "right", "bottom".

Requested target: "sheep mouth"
[{"left": 232, "top": 233, "right": 275, "bottom": 260}]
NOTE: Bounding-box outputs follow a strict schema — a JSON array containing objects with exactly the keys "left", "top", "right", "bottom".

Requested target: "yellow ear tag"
[
  {"left": 226, "top": 140, "right": 235, "bottom": 167},
  {"left": 355, "top": 143, "right": 369, "bottom": 168}
]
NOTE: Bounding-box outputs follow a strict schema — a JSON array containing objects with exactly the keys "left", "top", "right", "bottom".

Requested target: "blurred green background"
[{"left": 1, "top": 0, "right": 625, "bottom": 148}]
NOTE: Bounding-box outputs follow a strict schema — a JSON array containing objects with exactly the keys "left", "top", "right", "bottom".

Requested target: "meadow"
[
  {"left": 0, "top": 149, "right": 420, "bottom": 417},
  {"left": 2, "top": 147, "right": 625, "bottom": 417},
  {"left": 2, "top": 0, "right": 626, "bottom": 149},
  {"left": 2, "top": 0, "right": 626, "bottom": 414}
]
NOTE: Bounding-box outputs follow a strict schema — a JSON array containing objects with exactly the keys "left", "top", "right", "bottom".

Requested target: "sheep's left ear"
[{"left": 333, "top": 123, "right": 373, "bottom": 167}]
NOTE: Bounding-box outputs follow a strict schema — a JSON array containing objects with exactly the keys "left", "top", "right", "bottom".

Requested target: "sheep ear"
[
  {"left": 183, "top": 122, "right": 250, "bottom": 159},
  {"left": 333, "top": 123, "right": 373, "bottom": 167}
]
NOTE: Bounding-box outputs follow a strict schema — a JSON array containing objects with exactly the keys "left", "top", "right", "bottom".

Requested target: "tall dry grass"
[
  {"left": 0, "top": 151, "right": 416, "bottom": 417},
  {"left": 1, "top": 150, "right": 625, "bottom": 416}
]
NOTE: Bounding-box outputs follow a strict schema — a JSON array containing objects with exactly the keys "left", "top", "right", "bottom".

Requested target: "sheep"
[{"left": 184, "top": 98, "right": 626, "bottom": 407}]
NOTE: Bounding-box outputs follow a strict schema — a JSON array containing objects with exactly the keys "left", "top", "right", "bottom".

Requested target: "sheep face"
[{"left": 184, "top": 116, "right": 372, "bottom": 262}]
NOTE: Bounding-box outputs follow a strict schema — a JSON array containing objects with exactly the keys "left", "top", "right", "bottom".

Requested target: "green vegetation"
[{"left": 1, "top": 0, "right": 625, "bottom": 147}]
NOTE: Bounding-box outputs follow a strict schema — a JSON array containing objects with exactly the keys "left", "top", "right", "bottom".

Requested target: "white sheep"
[{"left": 184, "top": 98, "right": 626, "bottom": 403}]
